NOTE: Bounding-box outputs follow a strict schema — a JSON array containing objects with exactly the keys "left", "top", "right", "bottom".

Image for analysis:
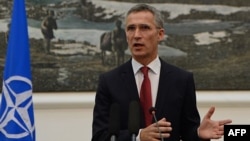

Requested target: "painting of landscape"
[{"left": 0, "top": 0, "right": 250, "bottom": 92}]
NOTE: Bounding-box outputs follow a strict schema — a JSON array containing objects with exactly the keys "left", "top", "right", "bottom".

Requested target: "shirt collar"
[{"left": 132, "top": 56, "right": 161, "bottom": 75}]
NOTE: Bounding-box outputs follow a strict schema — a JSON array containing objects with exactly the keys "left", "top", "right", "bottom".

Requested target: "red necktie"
[{"left": 140, "top": 66, "right": 152, "bottom": 126}]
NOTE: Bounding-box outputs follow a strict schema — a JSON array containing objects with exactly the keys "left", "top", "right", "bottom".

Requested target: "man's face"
[{"left": 125, "top": 11, "right": 164, "bottom": 63}]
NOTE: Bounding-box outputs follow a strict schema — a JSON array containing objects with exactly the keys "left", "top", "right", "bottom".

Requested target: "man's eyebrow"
[
  {"left": 126, "top": 24, "right": 136, "bottom": 26},
  {"left": 126, "top": 24, "right": 151, "bottom": 26}
]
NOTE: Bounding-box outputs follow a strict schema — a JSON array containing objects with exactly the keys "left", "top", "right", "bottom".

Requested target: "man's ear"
[{"left": 158, "top": 28, "right": 165, "bottom": 41}]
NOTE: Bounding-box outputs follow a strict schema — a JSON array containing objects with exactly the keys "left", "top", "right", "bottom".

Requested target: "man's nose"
[{"left": 134, "top": 28, "right": 142, "bottom": 38}]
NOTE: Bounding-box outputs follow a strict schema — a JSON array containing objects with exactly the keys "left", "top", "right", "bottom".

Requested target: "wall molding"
[{"left": 28, "top": 91, "right": 250, "bottom": 109}]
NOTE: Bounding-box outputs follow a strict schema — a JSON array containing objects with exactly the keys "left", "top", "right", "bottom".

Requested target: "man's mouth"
[{"left": 133, "top": 43, "right": 144, "bottom": 47}]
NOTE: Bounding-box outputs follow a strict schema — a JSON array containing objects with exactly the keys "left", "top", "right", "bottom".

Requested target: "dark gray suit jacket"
[{"left": 92, "top": 58, "right": 201, "bottom": 141}]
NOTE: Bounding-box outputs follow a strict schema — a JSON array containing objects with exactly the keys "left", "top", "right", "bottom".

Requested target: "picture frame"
[{"left": 0, "top": 0, "right": 249, "bottom": 92}]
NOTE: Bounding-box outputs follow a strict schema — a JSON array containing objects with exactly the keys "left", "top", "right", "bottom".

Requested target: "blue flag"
[{"left": 0, "top": 0, "right": 36, "bottom": 141}]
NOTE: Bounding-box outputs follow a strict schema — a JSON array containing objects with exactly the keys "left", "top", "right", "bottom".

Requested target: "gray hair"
[{"left": 125, "top": 4, "right": 164, "bottom": 28}]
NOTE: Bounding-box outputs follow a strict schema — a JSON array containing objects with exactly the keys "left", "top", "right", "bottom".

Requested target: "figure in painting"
[
  {"left": 100, "top": 20, "right": 127, "bottom": 66},
  {"left": 111, "top": 19, "right": 128, "bottom": 66},
  {"left": 5, "top": 23, "right": 11, "bottom": 47},
  {"left": 41, "top": 10, "right": 57, "bottom": 54}
]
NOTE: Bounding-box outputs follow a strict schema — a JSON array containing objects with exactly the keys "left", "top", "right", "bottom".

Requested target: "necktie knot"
[{"left": 141, "top": 66, "right": 149, "bottom": 77}]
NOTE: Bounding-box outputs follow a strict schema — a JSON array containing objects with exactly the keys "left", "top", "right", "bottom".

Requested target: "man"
[
  {"left": 92, "top": 4, "right": 232, "bottom": 141},
  {"left": 111, "top": 19, "right": 128, "bottom": 66},
  {"left": 41, "top": 10, "right": 57, "bottom": 54}
]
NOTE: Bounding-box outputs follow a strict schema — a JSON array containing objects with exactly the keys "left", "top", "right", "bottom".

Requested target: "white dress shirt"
[
  {"left": 132, "top": 56, "right": 161, "bottom": 141},
  {"left": 132, "top": 56, "right": 161, "bottom": 106}
]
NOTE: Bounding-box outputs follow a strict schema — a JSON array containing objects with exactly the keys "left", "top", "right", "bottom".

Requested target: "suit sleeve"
[{"left": 92, "top": 74, "right": 111, "bottom": 141}]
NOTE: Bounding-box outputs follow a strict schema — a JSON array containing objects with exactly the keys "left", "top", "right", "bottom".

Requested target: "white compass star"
[{"left": 0, "top": 76, "right": 35, "bottom": 139}]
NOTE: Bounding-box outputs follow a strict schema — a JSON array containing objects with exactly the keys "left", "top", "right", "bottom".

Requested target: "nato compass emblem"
[{"left": 0, "top": 76, "right": 35, "bottom": 139}]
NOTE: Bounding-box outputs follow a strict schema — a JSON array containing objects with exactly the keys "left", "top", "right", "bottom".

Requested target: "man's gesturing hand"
[{"left": 198, "top": 106, "right": 232, "bottom": 139}]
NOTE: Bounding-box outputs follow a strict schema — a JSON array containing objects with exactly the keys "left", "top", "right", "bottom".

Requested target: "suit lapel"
[
  {"left": 155, "top": 59, "right": 173, "bottom": 117},
  {"left": 120, "top": 60, "right": 140, "bottom": 102},
  {"left": 120, "top": 61, "right": 145, "bottom": 126}
]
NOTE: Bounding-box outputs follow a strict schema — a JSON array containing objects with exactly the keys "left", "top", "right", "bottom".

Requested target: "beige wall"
[{"left": 33, "top": 91, "right": 250, "bottom": 141}]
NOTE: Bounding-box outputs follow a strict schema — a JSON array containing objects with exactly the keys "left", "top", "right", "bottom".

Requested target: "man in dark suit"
[{"left": 92, "top": 4, "right": 232, "bottom": 141}]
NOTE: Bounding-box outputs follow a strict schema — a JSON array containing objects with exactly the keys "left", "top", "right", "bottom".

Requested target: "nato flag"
[{"left": 0, "top": 0, "right": 36, "bottom": 141}]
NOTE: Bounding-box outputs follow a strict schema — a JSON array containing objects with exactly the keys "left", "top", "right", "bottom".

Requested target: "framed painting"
[{"left": 0, "top": 0, "right": 249, "bottom": 92}]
